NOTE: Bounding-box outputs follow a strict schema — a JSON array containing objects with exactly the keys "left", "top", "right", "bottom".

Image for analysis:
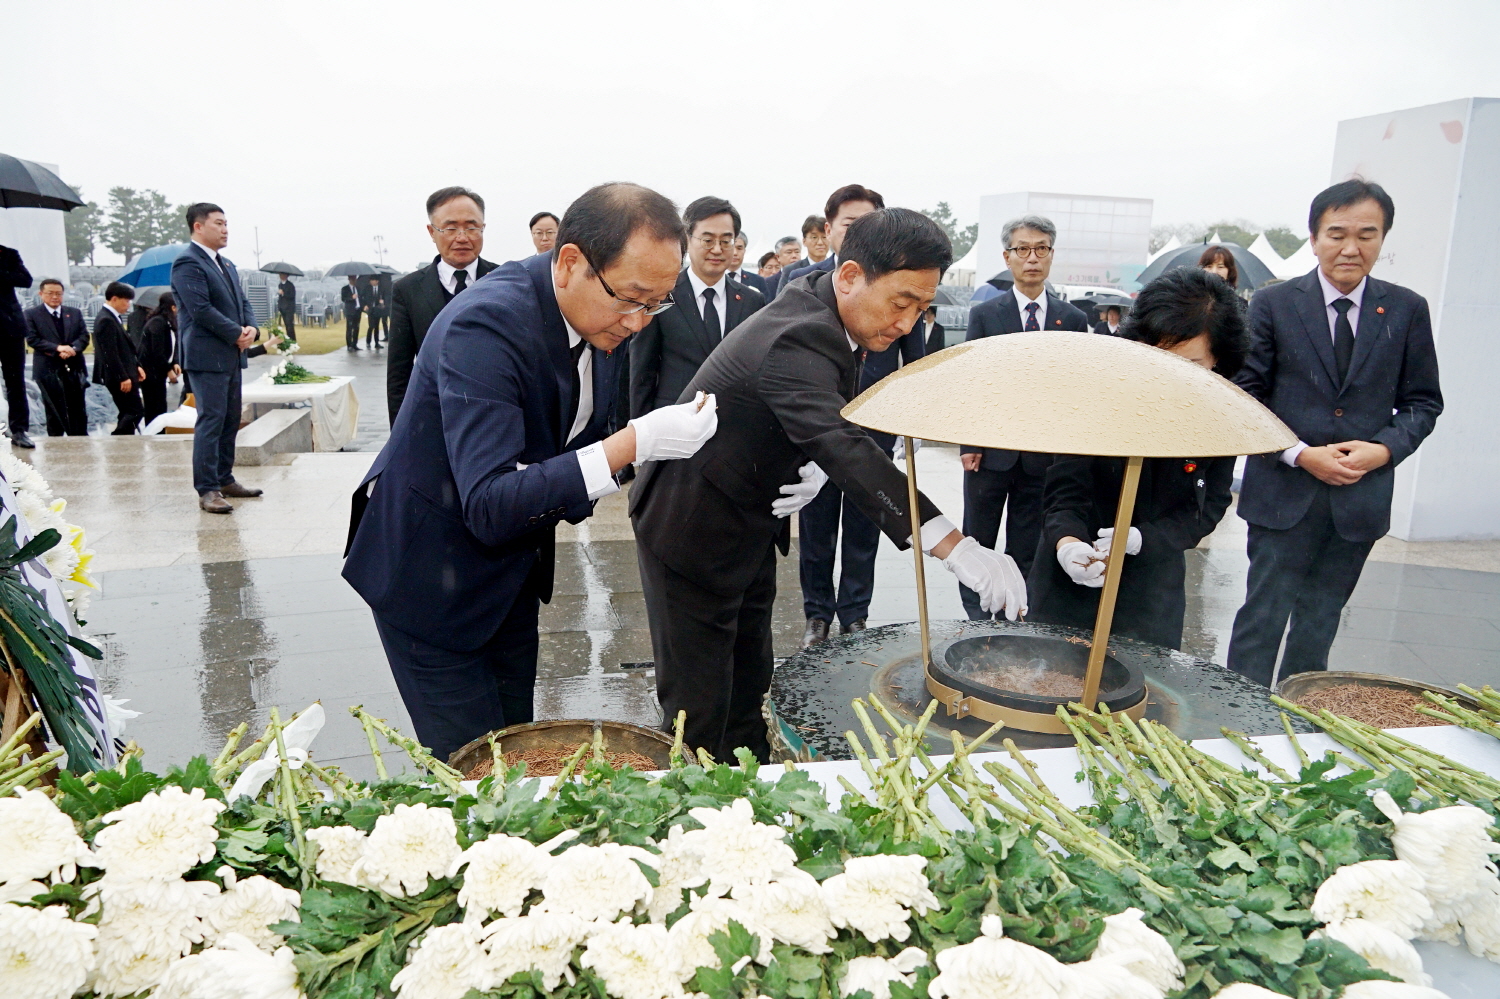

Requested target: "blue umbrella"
[{"left": 118, "top": 243, "right": 190, "bottom": 288}]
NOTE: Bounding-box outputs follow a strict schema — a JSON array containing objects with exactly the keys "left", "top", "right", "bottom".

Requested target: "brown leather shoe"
[
  {"left": 200, "top": 490, "right": 233, "bottom": 514},
  {"left": 220, "top": 482, "right": 263, "bottom": 498},
  {"left": 801, "top": 617, "right": 830, "bottom": 649}
]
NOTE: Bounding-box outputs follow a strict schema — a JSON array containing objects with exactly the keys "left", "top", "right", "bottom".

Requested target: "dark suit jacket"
[
  {"left": 924, "top": 320, "right": 947, "bottom": 354},
  {"left": 0, "top": 246, "right": 32, "bottom": 338},
  {"left": 387, "top": 255, "right": 499, "bottom": 423},
  {"left": 140, "top": 313, "right": 177, "bottom": 375},
  {"left": 277, "top": 279, "right": 296, "bottom": 314},
  {"left": 730, "top": 270, "right": 769, "bottom": 296},
  {"left": 962, "top": 289, "right": 1090, "bottom": 473},
  {"left": 343, "top": 253, "right": 623, "bottom": 652},
  {"left": 855, "top": 320, "right": 925, "bottom": 452},
  {"left": 171, "top": 242, "right": 256, "bottom": 372},
  {"left": 341, "top": 283, "right": 362, "bottom": 316},
  {"left": 91, "top": 309, "right": 140, "bottom": 386},
  {"left": 630, "top": 270, "right": 942, "bottom": 598},
  {"left": 1028, "top": 454, "right": 1235, "bottom": 649},
  {"left": 628, "top": 269, "right": 764, "bottom": 417},
  {"left": 1234, "top": 269, "right": 1442, "bottom": 542},
  {"left": 774, "top": 255, "right": 834, "bottom": 298},
  {"left": 1093, "top": 322, "right": 1121, "bottom": 336},
  {"left": 359, "top": 282, "right": 383, "bottom": 315},
  {"left": 23, "top": 305, "right": 90, "bottom": 380}
]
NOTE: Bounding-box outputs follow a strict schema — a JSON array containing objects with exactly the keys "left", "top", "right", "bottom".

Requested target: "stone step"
[{"left": 235, "top": 409, "right": 312, "bottom": 466}]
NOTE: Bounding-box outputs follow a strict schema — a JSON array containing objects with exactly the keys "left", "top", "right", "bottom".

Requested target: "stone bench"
[{"left": 235, "top": 409, "right": 312, "bottom": 465}]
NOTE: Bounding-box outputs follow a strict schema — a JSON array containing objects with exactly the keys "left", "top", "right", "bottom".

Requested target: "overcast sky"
[{"left": 6, "top": 0, "right": 1499, "bottom": 270}]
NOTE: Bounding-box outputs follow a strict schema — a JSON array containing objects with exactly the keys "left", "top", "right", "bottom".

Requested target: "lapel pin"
[
  {"left": 1054, "top": 319, "right": 1061, "bottom": 326},
  {"left": 1183, "top": 461, "right": 1198, "bottom": 474},
  {"left": 1376, "top": 306, "right": 1385, "bottom": 314},
  {"left": 735, "top": 294, "right": 741, "bottom": 301}
]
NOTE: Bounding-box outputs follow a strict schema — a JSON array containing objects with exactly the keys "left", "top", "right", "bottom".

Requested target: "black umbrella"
[
  {"left": 370, "top": 263, "right": 399, "bottom": 274},
  {"left": 134, "top": 286, "right": 171, "bottom": 310},
  {"left": 1136, "top": 242, "right": 1275, "bottom": 290},
  {"left": 260, "top": 261, "right": 304, "bottom": 277},
  {"left": 984, "top": 268, "right": 1014, "bottom": 291},
  {"left": 0, "top": 153, "right": 84, "bottom": 210},
  {"left": 324, "top": 260, "right": 379, "bottom": 277}
]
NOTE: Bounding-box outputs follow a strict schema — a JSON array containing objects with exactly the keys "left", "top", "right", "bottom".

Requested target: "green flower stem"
[
  {"left": 352, "top": 707, "right": 464, "bottom": 793},
  {"left": 1278, "top": 711, "right": 1310, "bottom": 770},
  {"left": 0, "top": 747, "right": 63, "bottom": 791},
  {"left": 0, "top": 710, "right": 43, "bottom": 762},
  {"left": 294, "top": 894, "right": 449, "bottom": 989},
  {"left": 545, "top": 742, "right": 591, "bottom": 799},
  {"left": 356, "top": 708, "right": 388, "bottom": 780},
  {"left": 850, "top": 700, "right": 894, "bottom": 766},
  {"left": 211, "top": 722, "right": 248, "bottom": 777},
  {"left": 270, "top": 708, "right": 311, "bottom": 887},
  {"left": 1219, "top": 727, "right": 1295, "bottom": 783},
  {"left": 669, "top": 710, "right": 687, "bottom": 769}
]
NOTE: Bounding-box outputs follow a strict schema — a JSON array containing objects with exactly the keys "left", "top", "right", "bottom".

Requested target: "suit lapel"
[
  {"left": 997, "top": 290, "right": 1022, "bottom": 333},
  {"left": 1292, "top": 270, "right": 1339, "bottom": 388},
  {"left": 673, "top": 271, "right": 714, "bottom": 356},
  {"left": 526, "top": 255, "right": 573, "bottom": 447},
  {"left": 1343, "top": 278, "right": 1386, "bottom": 391},
  {"left": 724, "top": 279, "right": 750, "bottom": 332},
  {"left": 421, "top": 257, "right": 449, "bottom": 312}
]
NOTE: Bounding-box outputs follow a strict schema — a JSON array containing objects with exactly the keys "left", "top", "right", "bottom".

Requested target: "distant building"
[{"left": 977, "top": 191, "right": 1152, "bottom": 291}]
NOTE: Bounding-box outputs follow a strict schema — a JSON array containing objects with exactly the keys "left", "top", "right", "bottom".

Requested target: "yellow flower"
[{"left": 66, "top": 523, "right": 98, "bottom": 589}]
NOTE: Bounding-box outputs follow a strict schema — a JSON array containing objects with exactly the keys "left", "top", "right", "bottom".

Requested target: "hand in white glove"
[
  {"left": 772, "top": 462, "right": 828, "bottom": 518},
  {"left": 629, "top": 391, "right": 717, "bottom": 463},
  {"left": 941, "top": 536, "right": 1028, "bottom": 620},
  {"left": 1057, "top": 540, "right": 1107, "bottom": 588},
  {"left": 1094, "top": 526, "right": 1143, "bottom": 557},
  {"left": 891, "top": 436, "right": 921, "bottom": 464}
]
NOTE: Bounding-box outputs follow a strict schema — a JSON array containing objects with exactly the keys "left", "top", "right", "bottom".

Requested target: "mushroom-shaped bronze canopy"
[{"left": 841, "top": 330, "right": 1296, "bottom": 458}]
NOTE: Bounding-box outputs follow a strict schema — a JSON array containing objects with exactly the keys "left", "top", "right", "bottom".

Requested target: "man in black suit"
[
  {"left": 631, "top": 209, "right": 1027, "bottom": 762},
  {"left": 919, "top": 305, "right": 946, "bottom": 353},
  {"left": 776, "top": 185, "right": 885, "bottom": 297},
  {"left": 172, "top": 203, "right": 264, "bottom": 514},
  {"left": 1093, "top": 304, "right": 1122, "bottom": 336},
  {"left": 959, "top": 213, "right": 1090, "bottom": 619},
  {"left": 361, "top": 277, "right": 384, "bottom": 350},
  {"left": 341, "top": 276, "right": 363, "bottom": 350},
  {"left": 629, "top": 196, "right": 763, "bottom": 418},
  {"left": 528, "top": 211, "right": 558, "bottom": 254},
  {"left": 277, "top": 273, "right": 297, "bottom": 341},
  {"left": 0, "top": 244, "right": 34, "bottom": 447},
  {"left": 92, "top": 282, "right": 145, "bottom": 435},
  {"left": 23, "top": 278, "right": 90, "bottom": 437},
  {"left": 726, "top": 233, "right": 768, "bottom": 297},
  {"left": 1227, "top": 180, "right": 1442, "bottom": 687},
  {"left": 387, "top": 186, "right": 498, "bottom": 423}
]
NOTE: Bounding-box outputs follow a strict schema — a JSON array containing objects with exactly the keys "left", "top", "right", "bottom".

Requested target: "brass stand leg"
[
  {"left": 1080, "top": 456, "right": 1144, "bottom": 710},
  {"left": 904, "top": 436, "right": 931, "bottom": 669}
]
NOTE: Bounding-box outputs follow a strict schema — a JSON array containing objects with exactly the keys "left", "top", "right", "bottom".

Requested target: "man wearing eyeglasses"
[
  {"left": 628, "top": 196, "right": 763, "bottom": 418},
  {"left": 344, "top": 182, "right": 720, "bottom": 763},
  {"left": 959, "top": 214, "right": 1089, "bottom": 619},
  {"left": 387, "top": 187, "right": 500, "bottom": 423}
]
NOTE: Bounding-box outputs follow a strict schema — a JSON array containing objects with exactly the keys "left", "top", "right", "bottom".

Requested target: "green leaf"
[
  {"left": 1207, "top": 842, "right": 1259, "bottom": 873},
  {"left": 1238, "top": 925, "right": 1305, "bottom": 965}
]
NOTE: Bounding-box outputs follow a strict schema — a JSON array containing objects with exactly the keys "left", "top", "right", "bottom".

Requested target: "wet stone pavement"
[{"left": 26, "top": 346, "right": 1500, "bottom": 778}]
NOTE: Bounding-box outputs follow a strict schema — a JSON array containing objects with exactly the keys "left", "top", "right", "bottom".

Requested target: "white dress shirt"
[
  {"left": 554, "top": 281, "right": 619, "bottom": 501},
  {"left": 1281, "top": 270, "right": 1369, "bottom": 467},
  {"left": 436, "top": 258, "right": 478, "bottom": 296},
  {"left": 685, "top": 268, "right": 729, "bottom": 333},
  {"left": 1014, "top": 286, "right": 1047, "bottom": 330},
  {"left": 191, "top": 238, "right": 225, "bottom": 272}
]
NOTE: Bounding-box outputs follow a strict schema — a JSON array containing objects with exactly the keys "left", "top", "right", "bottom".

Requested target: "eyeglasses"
[
  {"left": 1006, "top": 245, "right": 1053, "bottom": 259},
  {"left": 692, "top": 235, "right": 737, "bottom": 250},
  {"left": 586, "top": 255, "right": 675, "bottom": 316},
  {"left": 432, "top": 225, "right": 486, "bottom": 235}
]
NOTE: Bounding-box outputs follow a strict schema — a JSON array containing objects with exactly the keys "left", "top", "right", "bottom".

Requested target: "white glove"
[
  {"left": 772, "top": 462, "right": 828, "bottom": 518},
  {"left": 1058, "top": 540, "right": 1107, "bottom": 588},
  {"left": 1094, "top": 526, "right": 1142, "bottom": 557},
  {"left": 891, "top": 436, "right": 921, "bottom": 463},
  {"left": 630, "top": 391, "right": 717, "bottom": 463},
  {"left": 941, "top": 536, "right": 1028, "bottom": 620}
]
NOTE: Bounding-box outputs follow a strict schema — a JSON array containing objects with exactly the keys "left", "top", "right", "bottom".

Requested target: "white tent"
[
  {"left": 1247, "top": 233, "right": 1286, "bottom": 274},
  {"left": 945, "top": 242, "right": 979, "bottom": 286},
  {"left": 1146, "top": 234, "right": 1181, "bottom": 265},
  {"left": 1274, "top": 238, "right": 1316, "bottom": 279},
  {"left": 1207, "top": 231, "right": 1227, "bottom": 245}
]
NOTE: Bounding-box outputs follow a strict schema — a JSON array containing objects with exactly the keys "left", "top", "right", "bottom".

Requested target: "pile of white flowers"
[{"left": 0, "top": 450, "right": 97, "bottom": 612}]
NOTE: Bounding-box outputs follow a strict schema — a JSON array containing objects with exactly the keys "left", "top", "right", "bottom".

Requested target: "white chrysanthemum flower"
[
  {"left": 644, "top": 824, "right": 707, "bottom": 922},
  {"left": 929, "top": 914, "right": 1073, "bottom": 999},
  {"left": 1455, "top": 879, "right": 1500, "bottom": 962},
  {"left": 734, "top": 868, "right": 836, "bottom": 953},
  {"left": 92, "top": 785, "right": 225, "bottom": 882},
  {"left": 0, "top": 452, "right": 52, "bottom": 502},
  {"left": 669, "top": 894, "right": 772, "bottom": 980},
  {"left": 538, "top": 841, "right": 656, "bottom": 922},
  {"left": 1318, "top": 918, "right": 1431, "bottom": 986},
  {"left": 0, "top": 903, "right": 98, "bottom": 999},
  {"left": 1415, "top": 899, "right": 1465, "bottom": 945},
  {"left": 481, "top": 911, "right": 591, "bottom": 990},
  {"left": 0, "top": 787, "right": 92, "bottom": 886},
  {"left": 1088, "top": 906, "right": 1183, "bottom": 993},
  {"left": 205, "top": 873, "right": 301, "bottom": 950},
  {"left": 580, "top": 921, "right": 687, "bottom": 999},
  {"left": 306, "top": 825, "right": 367, "bottom": 885},
  {"left": 678, "top": 798, "right": 800, "bottom": 895},
  {"left": 0, "top": 879, "right": 48, "bottom": 904},
  {"left": 1338, "top": 980, "right": 1455, "bottom": 999},
  {"left": 1312, "top": 860, "right": 1433, "bottom": 939},
  {"left": 389, "top": 923, "right": 493, "bottom": 999},
  {"left": 839, "top": 947, "right": 928, "bottom": 999},
  {"left": 154, "top": 934, "right": 305, "bottom": 999},
  {"left": 1373, "top": 791, "right": 1500, "bottom": 905},
  {"left": 1208, "top": 986, "right": 1299, "bottom": 998},
  {"left": 353, "top": 803, "right": 461, "bottom": 898},
  {"left": 450, "top": 833, "right": 550, "bottom": 922},
  {"left": 91, "top": 877, "right": 219, "bottom": 996},
  {"left": 822, "top": 853, "right": 939, "bottom": 943},
  {"left": 1059, "top": 957, "right": 1164, "bottom": 999}
]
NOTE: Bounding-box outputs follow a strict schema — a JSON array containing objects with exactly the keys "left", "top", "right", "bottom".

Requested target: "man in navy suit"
[
  {"left": 726, "top": 233, "right": 768, "bottom": 297},
  {"left": 24, "top": 278, "right": 91, "bottom": 437},
  {"left": 342, "top": 183, "right": 720, "bottom": 762},
  {"left": 171, "top": 203, "right": 263, "bottom": 514},
  {"left": 776, "top": 185, "right": 884, "bottom": 298},
  {"left": 1228, "top": 180, "right": 1442, "bottom": 687},
  {"left": 959, "top": 214, "right": 1090, "bottom": 618}
]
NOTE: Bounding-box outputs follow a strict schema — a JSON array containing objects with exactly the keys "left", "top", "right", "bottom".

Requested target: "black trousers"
[
  {"left": 960, "top": 462, "right": 1044, "bottom": 619},
  {"left": 0, "top": 334, "right": 29, "bottom": 433},
  {"left": 374, "top": 585, "right": 539, "bottom": 764},
  {"left": 639, "top": 541, "right": 775, "bottom": 764},
  {"left": 344, "top": 308, "right": 360, "bottom": 348},
  {"left": 799, "top": 479, "right": 882, "bottom": 628},
  {"left": 278, "top": 309, "right": 296, "bottom": 341},
  {"left": 366, "top": 312, "right": 382, "bottom": 348},
  {"left": 186, "top": 367, "right": 242, "bottom": 494},
  {"left": 34, "top": 360, "right": 87, "bottom": 436},
  {"left": 107, "top": 382, "right": 144, "bottom": 435},
  {"left": 141, "top": 372, "right": 169, "bottom": 426},
  {"left": 1226, "top": 485, "right": 1376, "bottom": 688}
]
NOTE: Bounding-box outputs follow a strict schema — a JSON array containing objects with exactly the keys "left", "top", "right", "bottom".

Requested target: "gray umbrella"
[
  {"left": 324, "top": 260, "right": 379, "bottom": 277},
  {"left": 0, "top": 153, "right": 83, "bottom": 210},
  {"left": 1136, "top": 242, "right": 1275, "bottom": 290},
  {"left": 260, "top": 261, "right": 304, "bottom": 277},
  {"left": 134, "top": 286, "right": 171, "bottom": 310}
]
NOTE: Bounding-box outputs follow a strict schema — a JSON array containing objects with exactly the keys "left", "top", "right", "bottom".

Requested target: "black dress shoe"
[
  {"left": 199, "top": 490, "right": 233, "bottom": 514},
  {"left": 841, "top": 619, "right": 867, "bottom": 635},
  {"left": 10, "top": 432, "right": 34, "bottom": 449},
  {"left": 220, "top": 482, "right": 263, "bottom": 498},
  {"left": 801, "top": 618, "right": 830, "bottom": 649}
]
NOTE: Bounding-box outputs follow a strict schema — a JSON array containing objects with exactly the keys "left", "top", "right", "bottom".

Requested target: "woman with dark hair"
[
  {"left": 140, "top": 291, "right": 180, "bottom": 425},
  {"left": 1026, "top": 268, "right": 1246, "bottom": 649},
  {"left": 1198, "top": 244, "right": 1239, "bottom": 289}
]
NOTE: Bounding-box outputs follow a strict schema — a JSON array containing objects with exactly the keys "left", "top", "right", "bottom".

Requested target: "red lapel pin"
[
  {"left": 1054, "top": 319, "right": 1061, "bottom": 326},
  {"left": 1376, "top": 306, "right": 1385, "bottom": 314},
  {"left": 735, "top": 294, "right": 741, "bottom": 301},
  {"left": 1184, "top": 461, "right": 1198, "bottom": 473}
]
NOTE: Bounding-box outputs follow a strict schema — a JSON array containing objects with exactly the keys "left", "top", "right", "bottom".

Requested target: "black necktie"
[
  {"left": 567, "top": 339, "right": 587, "bottom": 436},
  {"left": 453, "top": 269, "right": 468, "bottom": 295},
  {"left": 214, "top": 254, "right": 231, "bottom": 284},
  {"left": 702, "top": 287, "right": 721, "bottom": 341},
  {"left": 1024, "top": 301, "right": 1040, "bottom": 331},
  {"left": 1332, "top": 298, "right": 1355, "bottom": 385}
]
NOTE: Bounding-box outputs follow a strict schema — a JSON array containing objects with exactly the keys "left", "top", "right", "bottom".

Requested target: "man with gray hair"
[{"left": 958, "top": 214, "right": 1089, "bottom": 619}]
